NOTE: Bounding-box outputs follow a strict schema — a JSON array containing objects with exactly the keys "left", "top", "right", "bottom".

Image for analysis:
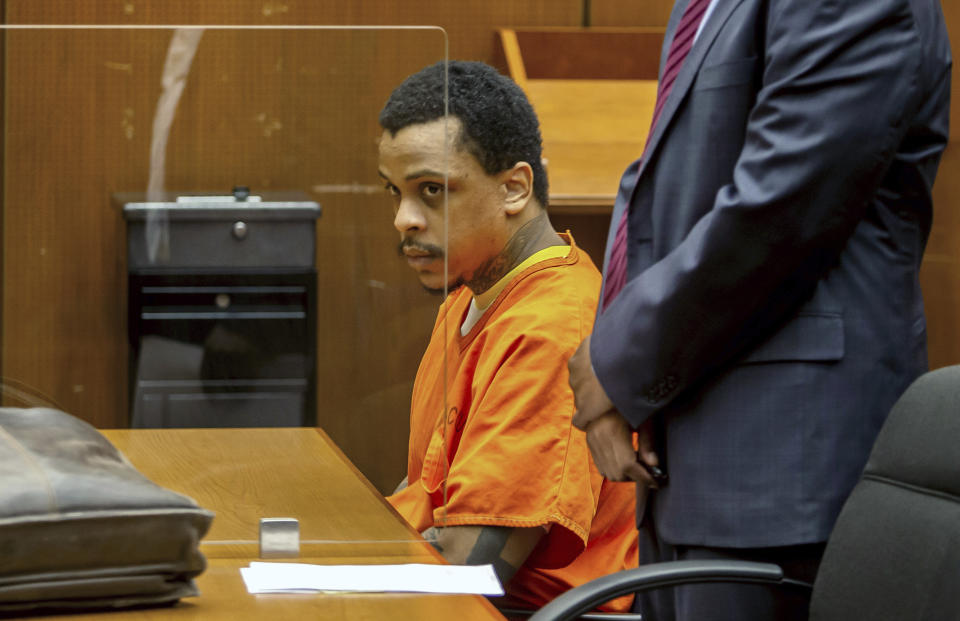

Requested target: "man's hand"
[
  {"left": 570, "top": 335, "right": 661, "bottom": 485},
  {"left": 583, "top": 413, "right": 660, "bottom": 486},
  {"left": 569, "top": 335, "right": 616, "bottom": 430}
]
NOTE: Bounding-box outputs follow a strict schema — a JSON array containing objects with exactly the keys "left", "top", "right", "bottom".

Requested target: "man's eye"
[
  {"left": 384, "top": 183, "right": 399, "bottom": 196},
  {"left": 422, "top": 183, "right": 444, "bottom": 197}
]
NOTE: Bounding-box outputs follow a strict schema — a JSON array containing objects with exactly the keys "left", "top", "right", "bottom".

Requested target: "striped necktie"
[{"left": 601, "top": 0, "right": 712, "bottom": 311}]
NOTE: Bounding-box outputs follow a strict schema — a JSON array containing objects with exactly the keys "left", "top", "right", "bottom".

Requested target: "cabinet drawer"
[{"left": 127, "top": 219, "right": 316, "bottom": 268}]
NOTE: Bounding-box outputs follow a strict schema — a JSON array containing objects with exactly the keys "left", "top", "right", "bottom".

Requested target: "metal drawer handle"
[{"left": 232, "top": 221, "right": 248, "bottom": 240}]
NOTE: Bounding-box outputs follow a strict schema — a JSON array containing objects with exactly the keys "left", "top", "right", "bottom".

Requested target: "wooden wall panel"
[
  {"left": 511, "top": 29, "right": 664, "bottom": 80},
  {"left": 1, "top": 0, "right": 583, "bottom": 494},
  {"left": 919, "top": 0, "right": 960, "bottom": 370},
  {"left": 922, "top": 139, "right": 960, "bottom": 369},
  {"left": 0, "top": 7, "right": 5, "bottom": 406},
  {"left": 5, "top": 0, "right": 583, "bottom": 61},
  {"left": 947, "top": 2, "right": 960, "bottom": 144},
  {"left": 590, "top": 0, "right": 674, "bottom": 27}
]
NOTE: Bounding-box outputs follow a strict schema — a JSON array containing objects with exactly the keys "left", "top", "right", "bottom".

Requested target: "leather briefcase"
[{"left": 0, "top": 407, "right": 214, "bottom": 613}]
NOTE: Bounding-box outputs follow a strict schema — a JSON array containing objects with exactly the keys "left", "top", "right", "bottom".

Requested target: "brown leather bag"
[{"left": 0, "top": 407, "right": 213, "bottom": 613}]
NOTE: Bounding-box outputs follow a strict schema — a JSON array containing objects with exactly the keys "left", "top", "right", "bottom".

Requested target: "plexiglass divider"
[{"left": 0, "top": 25, "right": 461, "bottom": 559}]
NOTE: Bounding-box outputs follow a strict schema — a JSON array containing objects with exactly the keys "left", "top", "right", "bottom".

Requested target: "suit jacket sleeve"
[{"left": 591, "top": 0, "right": 950, "bottom": 427}]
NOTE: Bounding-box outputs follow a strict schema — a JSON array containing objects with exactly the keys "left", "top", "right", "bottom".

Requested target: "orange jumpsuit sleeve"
[
  {"left": 428, "top": 323, "right": 602, "bottom": 568},
  {"left": 388, "top": 481, "right": 435, "bottom": 534}
]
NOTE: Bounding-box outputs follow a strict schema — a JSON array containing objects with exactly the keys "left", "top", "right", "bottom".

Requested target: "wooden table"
[{"left": 54, "top": 428, "right": 505, "bottom": 620}]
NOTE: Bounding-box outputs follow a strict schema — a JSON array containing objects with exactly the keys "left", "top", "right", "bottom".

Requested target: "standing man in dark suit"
[{"left": 568, "top": 0, "right": 951, "bottom": 618}]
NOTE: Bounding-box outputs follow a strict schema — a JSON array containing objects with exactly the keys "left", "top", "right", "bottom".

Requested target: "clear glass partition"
[{"left": 0, "top": 25, "right": 459, "bottom": 559}]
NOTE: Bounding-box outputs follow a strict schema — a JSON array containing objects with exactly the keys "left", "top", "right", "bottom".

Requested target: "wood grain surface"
[
  {"left": 77, "top": 427, "right": 507, "bottom": 620},
  {"left": 48, "top": 558, "right": 507, "bottom": 621},
  {"left": 104, "top": 427, "right": 419, "bottom": 544},
  {"left": 531, "top": 79, "right": 658, "bottom": 202}
]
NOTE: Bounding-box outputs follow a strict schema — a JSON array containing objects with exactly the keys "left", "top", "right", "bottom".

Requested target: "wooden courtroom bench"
[{"left": 495, "top": 27, "right": 664, "bottom": 262}]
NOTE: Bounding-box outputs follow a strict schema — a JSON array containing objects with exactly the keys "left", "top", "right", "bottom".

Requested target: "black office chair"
[{"left": 531, "top": 364, "right": 960, "bottom": 621}]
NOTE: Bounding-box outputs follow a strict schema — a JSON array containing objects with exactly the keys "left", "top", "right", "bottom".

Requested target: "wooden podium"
[{"left": 496, "top": 27, "right": 664, "bottom": 263}]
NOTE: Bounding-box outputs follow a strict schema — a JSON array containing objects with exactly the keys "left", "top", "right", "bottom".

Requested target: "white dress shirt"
[{"left": 695, "top": 0, "right": 721, "bottom": 43}]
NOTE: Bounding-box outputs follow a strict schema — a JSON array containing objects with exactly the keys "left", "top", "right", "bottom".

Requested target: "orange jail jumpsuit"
[{"left": 388, "top": 234, "right": 638, "bottom": 612}]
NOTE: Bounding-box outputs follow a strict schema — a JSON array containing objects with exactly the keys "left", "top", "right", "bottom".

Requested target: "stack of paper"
[{"left": 240, "top": 562, "right": 504, "bottom": 596}]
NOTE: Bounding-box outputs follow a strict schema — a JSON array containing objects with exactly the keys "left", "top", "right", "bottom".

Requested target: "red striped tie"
[{"left": 601, "top": 0, "right": 711, "bottom": 311}]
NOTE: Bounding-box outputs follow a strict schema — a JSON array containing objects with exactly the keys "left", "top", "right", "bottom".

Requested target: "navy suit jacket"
[{"left": 591, "top": 0, "right": 951, "bottom": 547}]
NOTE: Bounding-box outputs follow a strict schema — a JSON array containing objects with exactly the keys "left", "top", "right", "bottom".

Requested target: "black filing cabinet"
[{"left": 118, "top": 191, "right": 321, "bottom": 428}]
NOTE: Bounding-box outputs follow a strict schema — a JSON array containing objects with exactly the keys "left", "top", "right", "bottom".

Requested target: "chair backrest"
[{"left": 809, "top": 365, "right": 960, "bottom": 620}]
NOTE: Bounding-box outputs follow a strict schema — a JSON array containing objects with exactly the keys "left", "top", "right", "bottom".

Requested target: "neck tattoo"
[{"left": 467, "top": 212, "right": 557, "bottom": 295}]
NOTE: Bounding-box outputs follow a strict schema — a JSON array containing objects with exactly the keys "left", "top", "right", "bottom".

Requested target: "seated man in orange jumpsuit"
[{"left": 378, "top": 60, "right": 638, "bottom": 613}]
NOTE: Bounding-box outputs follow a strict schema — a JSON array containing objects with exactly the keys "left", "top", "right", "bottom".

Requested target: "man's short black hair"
[{"left": 379, "top": 60, "right": 549, "bottom": 208}]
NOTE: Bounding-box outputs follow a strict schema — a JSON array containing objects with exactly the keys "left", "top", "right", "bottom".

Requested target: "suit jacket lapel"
[{"left": 639, "top": 0, "right": 747, "bottom": 177}]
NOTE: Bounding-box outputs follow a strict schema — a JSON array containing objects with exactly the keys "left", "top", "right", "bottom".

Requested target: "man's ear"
[{"left": 501, "top": 162, "right": 534, "bottom": 215}]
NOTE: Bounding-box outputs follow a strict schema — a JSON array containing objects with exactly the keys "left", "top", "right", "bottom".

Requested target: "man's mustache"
[{"left": 398, "top": 239, "right": 445, "bottom": 258}]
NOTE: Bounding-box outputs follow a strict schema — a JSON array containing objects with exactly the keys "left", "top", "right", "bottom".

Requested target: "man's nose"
[{"left": 393, "top": 197, "right": 426, "bottom": 233}]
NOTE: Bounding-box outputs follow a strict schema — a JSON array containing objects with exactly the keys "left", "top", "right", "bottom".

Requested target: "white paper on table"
[{"left": 239, "top": 561, "right": 505, "bottom": 596}]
